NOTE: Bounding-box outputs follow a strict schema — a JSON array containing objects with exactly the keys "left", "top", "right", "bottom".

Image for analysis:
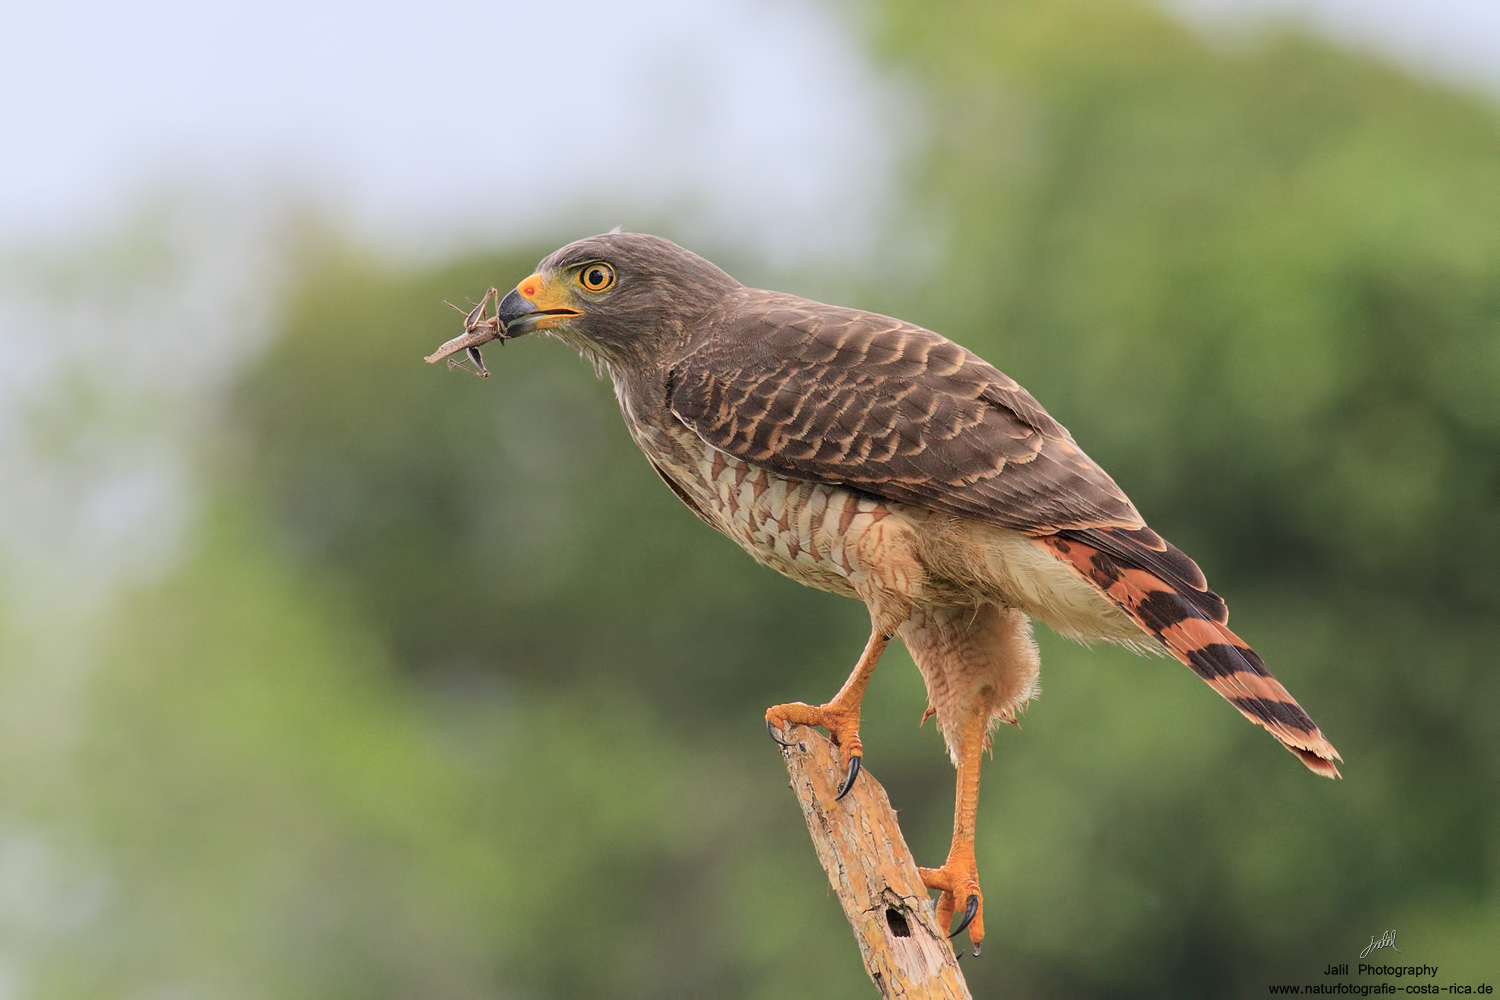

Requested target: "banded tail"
[{"left": 1038, "top": 526, "right": 1341, "bottom": 778}]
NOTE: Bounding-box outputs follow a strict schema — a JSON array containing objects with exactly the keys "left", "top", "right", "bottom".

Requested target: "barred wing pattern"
[{"left": 670, "top": 293, "right": 1140, "bottom": 535}]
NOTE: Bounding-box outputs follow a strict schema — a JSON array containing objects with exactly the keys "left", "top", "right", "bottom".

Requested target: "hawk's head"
[{"left": 496, "top": 232, "right": 740, "bottom": 372}]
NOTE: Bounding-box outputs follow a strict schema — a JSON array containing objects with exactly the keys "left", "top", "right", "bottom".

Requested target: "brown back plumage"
[{"left": 670, "top": 289, "right": 1341, "bottom": 776}]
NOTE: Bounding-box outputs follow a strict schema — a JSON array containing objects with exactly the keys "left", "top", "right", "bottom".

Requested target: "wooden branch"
[{"left": 776, "top": 724, "right": 973, "bottom": 999}]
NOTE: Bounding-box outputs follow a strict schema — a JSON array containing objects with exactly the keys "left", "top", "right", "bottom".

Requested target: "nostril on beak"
[{"left": 496, "top": 288, "right": 538, "bottom": 327}]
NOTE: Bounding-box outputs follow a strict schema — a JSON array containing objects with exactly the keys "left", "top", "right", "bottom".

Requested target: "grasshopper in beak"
[{"left": 425, "top": 286, "right": 505, "bottom": 378}]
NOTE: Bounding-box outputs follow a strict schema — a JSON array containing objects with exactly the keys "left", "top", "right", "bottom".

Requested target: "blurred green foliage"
[{"left": 25, "top": 0, "right": 1500, "bottom": 996}]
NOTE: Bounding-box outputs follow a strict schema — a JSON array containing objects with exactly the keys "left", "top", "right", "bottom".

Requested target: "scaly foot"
[
  {"left": 919, "top": 854, "right": 984, "bottom": 954},
  {"left": 766, "top": 699, "right": 864, "bottom": 799},
  {"left": 765, "top": 629, "right": 891, "bottom": 801}
]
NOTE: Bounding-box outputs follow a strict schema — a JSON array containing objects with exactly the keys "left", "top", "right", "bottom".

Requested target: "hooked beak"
[{"left": 497, "top": 272, "right": 582, "bottom": 335}]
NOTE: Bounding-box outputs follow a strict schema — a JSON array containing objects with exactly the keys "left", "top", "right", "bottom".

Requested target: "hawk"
[{"left": 433, "top": 232, "right": 1341, "bottom": 953}]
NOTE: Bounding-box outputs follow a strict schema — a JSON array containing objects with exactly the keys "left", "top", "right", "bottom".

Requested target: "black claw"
[
  {"left": 949, "top": 894, "right": 979, "bottom": 939},
  {"left": 835, "top": 755, "right": 862, "bottom": 800},
  {"left": 767, "top": 721, "right": 795, "bottom": 747}
]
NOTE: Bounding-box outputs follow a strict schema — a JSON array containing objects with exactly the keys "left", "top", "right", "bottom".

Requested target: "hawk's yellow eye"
[{"left": 579, "top": 263, "right": 615, "bottom": 292}]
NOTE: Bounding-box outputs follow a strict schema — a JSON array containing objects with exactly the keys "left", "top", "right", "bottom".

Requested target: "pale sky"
[
  {"left": 2, "top": 0, "right": 1494, "bottom": 260},
  {"left": 1168, "top": 0, "right": 1500, "bottom": 98},
  {"left": 0, "top": 0, "right": 902, "bottom": 261}
]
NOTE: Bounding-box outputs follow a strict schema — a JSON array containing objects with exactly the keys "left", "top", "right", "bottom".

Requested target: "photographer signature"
[{"left": 1361, "top": 930, "right": 1400, "bottom": 958}]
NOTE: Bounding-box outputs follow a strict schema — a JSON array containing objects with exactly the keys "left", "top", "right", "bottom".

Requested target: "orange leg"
[
  {"left": 918, "top": 706, "right": 987, "bottom": 954},
  {"left": 766, "top": 629, "right": 889, "bottom": 798}
]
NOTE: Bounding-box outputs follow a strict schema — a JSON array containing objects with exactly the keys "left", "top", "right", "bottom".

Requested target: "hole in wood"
[{"left": 885, "top": 907, "right": 911, "bottom": 938}]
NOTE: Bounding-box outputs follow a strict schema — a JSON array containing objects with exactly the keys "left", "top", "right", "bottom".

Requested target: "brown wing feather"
[{"left": 669, "top": 291, "right": 1142, "bottom": 534}]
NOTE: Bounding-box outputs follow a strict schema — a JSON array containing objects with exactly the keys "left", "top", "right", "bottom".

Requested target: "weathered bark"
[{"left": 775, "top": 724, "right": 973, "bottom": 999}]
